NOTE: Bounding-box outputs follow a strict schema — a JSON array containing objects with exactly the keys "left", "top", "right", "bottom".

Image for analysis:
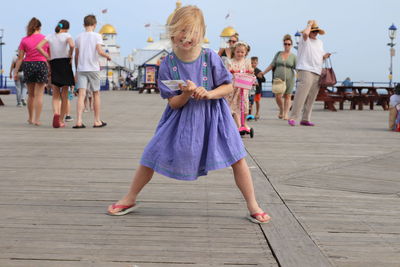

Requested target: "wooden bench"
[
  {"left": 0, "top": 89, "right": 11, "bottom": 106},
  {"left": 316, "top": 86, "right": 344, "bottom": 111},
  {"left": 336, "top": 86, "right": 394, "bottom": 110}
]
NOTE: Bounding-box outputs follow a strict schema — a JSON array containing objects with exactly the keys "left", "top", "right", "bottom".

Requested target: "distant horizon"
[{"left": 1, "top": 0, "right": 400, "bottom": 83}]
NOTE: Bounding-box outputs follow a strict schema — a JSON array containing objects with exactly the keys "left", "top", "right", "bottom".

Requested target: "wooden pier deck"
[{"left": 0, "top": 92, "right": 399, "bottom": 267}]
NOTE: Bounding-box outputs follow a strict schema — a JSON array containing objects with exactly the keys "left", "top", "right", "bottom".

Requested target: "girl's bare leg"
[
  {"left": 33, "top": 83, "right": 45, "bottom": 125},
  {"left": 52, "top": 86, "right": 61, "bottom": 115},
  {"left": 232, "top": 158, "right": 270, "bottom": 222},
  {"left": 108, "top": 165, "right": 154, "bottom": 213},
  {"left": 60, "top": 87, "right": 69, "bottom": 124},
  {"left": 26, "top": 83, "right": 35, "bottom": 124}
]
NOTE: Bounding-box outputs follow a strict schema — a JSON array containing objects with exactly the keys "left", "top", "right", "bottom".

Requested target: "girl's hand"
[
  {"left": 257, "top": 72, "right": 264, "bottom": 78},
  {"left": 193, "top": 86, "right": 210, "bottom": 100},
  {"left": 179, "top": 80, "right": 197, "bottom": 96},
  {"left": 13, "top": 71, "right": 19, "bottom": 81}
]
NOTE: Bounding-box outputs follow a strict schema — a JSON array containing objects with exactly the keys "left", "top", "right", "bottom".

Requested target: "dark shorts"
[
  {"left": 49, "top": 58, "right": 75, "bottom": 87},
  {"left": 23, "top": 61, "right": 48, "bottom": 84},
  {"left": 249, "top": 94, "right": 255, "bottom": 105}
]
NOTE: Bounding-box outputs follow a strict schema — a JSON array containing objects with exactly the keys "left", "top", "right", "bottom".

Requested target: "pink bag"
[{"left": 233, "top": 73, "right": 256, "bottom": 90}]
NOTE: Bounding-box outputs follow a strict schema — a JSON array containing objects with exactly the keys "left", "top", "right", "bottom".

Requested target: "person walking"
[
  {"left": 9, "top": 50, "right": 27, "bottom": 107},
  {"left": 107, "top": 5, "right": 270, "bottom": 224},
  {"left": 37, "top": 19, "right": 75, "bottom": 128},
  {"left": 73, "top": 15, "right": 111, "bottom": 129},
  {"left": 258, "top": 34, "right": 297, "bottom": 120},
  {"left": 13, "top": 17, "right": 49, "bottom": 126},
  {"left": 288, "top": 20, "right": 331, "bottom": 126}
]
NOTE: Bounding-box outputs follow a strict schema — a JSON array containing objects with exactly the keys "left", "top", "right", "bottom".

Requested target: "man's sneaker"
[
  {"left": 17, "top": 103, "right": 23, "bottom": 107},
  {"left": 65, "top": 115, "right": 73, "bottom": 122},
  {"left": 21, "top": 99, "right": 26, "bottom": 106}
]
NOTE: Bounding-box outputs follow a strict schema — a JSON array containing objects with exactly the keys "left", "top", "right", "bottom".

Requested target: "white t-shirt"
[
  {"left": 75, "top": 31, "right": 103, "bottom": 72},
  {"left": 296, "top": 37, "right": 325, "bottom": 75},
  {"left": 46, "top": 32, "right": 73, "bottom": 60},
  {"left": 390, "top": 94, "right": 400, "bottom": 107}
]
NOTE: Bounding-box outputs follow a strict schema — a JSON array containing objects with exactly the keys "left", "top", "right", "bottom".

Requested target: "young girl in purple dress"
[{"left": 107, "top": 5, "right": 270, "bottom": 224}]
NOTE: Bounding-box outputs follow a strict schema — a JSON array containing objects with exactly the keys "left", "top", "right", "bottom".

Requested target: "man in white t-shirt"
[
  {"left": 288, "top": 20, "right": 331, "bottom": 126},
  {"left": 73, "top": 14, "right": 111, "bottom": 129}
]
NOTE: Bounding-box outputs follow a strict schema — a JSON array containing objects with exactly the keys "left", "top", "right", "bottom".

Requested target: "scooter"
[{"left": 233, "top": 73, "right": 256, "bottom": 138}]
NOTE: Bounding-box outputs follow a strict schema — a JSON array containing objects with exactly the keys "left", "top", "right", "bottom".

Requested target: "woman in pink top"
[{"left": 13, "top": 17, "right": 49, "bottom": 126}]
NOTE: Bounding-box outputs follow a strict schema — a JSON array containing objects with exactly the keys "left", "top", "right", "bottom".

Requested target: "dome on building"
[
  {"left": 147, "top": 36, "right": 154, "bottom": 43},
  {"left": 203, "top": 37, "right": 209, "bottom": 44},
  {"left": 166, "top": 0, "right": 182, "bottom": 25},
  {"left": 99, "top": 24, "right": 117, "bottom": 35},
  {"left": 220, "top": 26, "right": 237, "bottom": 37}
]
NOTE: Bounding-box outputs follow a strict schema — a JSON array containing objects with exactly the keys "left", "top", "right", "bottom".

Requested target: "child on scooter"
[{"left": 226, "top": 42, "right": 254, "bottom": 129}]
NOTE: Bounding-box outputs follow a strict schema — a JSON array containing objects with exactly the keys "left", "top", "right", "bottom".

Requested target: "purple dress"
[{"left": 140, "top": 48, "right": 246, "bottom": 180}]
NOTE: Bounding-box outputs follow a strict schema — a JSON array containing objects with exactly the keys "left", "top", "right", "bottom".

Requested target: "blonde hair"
[
  {"left": 283, "top": 34, "right": 292, "bottom": 44},
  {"left": 232, "top": 41, "right": 250, "bottom": 58},
  {"left": 168, "top": 5, "right": 206, "bottom": 46}
]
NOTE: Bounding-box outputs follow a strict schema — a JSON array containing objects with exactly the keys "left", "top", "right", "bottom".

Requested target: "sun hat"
[{"left": 303, "top": 21, "right": 325, "bottom": 35}]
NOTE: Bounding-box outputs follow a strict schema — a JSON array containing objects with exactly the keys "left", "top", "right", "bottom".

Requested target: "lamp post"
[
  {"left": 0, "top": 29, "right": 5, "bottom": 88},
  {"left": 388, "top": 23, "right": 397, "bottom": 87},
  {"left": 294, "top": 31, "right": 301, "bottom": 50}
]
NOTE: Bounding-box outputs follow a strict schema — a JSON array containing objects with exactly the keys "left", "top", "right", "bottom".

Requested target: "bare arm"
[
  {"left": 206, "top": 83, "right": 233, "bottom": 99},
  {"left": 13, "top": 50, "right": 25, "bottom": 80},
  {"left": 36, "top": 39, "right": 50, "bottom": 61},
  {"left": 259, "top": 65, "right": 273, "bottom": 77},
  {"left": 302, "top": 20, "right": 314, "bottom": 41},
  {"left": 67, "top": 37, "right": 75, "bottom": 59},
  {"left": 167, "top": 80, "right": 197, "bottom": 109},
  {"left": 193, "top": 83, "right": 233, "bottom": 101},
  {"left": 75, "top": 48, "right": 79, "bottom": 70},
  {"left": 96, "top": 44, "right": 111, "bottom": 60}
]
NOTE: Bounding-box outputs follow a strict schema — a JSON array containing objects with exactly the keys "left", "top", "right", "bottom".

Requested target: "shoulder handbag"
[
  {"left": 319, "top": 58, "right": 337, "bottom": 87},
  {"left": 271, "top": 53, "right": 286, "bottom": 94}
]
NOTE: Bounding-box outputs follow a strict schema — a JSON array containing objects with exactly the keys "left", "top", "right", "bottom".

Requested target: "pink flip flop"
[
  {"left": 108, "top": 203, "right": 139, "bottom": 216},
  {"left": 247, "top": 212, "right": 271, "bottom": 224}
]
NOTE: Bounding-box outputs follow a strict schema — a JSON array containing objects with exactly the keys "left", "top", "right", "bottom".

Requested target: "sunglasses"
[
  {"left": 228, "top": 40, "right": 237, "bottom": 43},
  {"left": 284, "top": 43, "right": 292, "bottom": 46},
  {"left": 311, "top": 30, "right": 319, "bottom": 34}
]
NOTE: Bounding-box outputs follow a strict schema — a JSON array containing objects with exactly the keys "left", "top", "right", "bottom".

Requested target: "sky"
[{"left": 1, "top": 0, "right": 400, "bottom": 83}]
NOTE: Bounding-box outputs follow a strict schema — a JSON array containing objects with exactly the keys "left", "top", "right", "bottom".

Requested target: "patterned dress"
[
  {"left": 226, "top": 58, "right": 253, "bottom": 115},
  {"left": 140, "top": 49, "right": 247, "bottom": 180}
]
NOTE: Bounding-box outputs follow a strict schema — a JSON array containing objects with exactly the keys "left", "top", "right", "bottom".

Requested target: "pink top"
[{"left": 18, "top": 33, "right": 49, "bottom": 62}]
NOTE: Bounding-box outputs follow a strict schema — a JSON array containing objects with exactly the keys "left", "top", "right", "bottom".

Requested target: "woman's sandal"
[
  {"left": 107, "top": 203, "right": 139, "bottom": 216},
  {"left": 247, "top": 212, "right": 271, "bottom": 224}
]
